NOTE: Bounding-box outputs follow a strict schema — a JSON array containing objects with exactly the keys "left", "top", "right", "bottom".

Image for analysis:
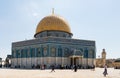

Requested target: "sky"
[{"left": 0, "top": 0, "right": 120, "bottom": 60}]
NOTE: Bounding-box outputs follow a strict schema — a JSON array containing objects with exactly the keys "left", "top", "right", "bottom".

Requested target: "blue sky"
[{"left": 0, "top": 0, "right": 120, "bottom": 60}]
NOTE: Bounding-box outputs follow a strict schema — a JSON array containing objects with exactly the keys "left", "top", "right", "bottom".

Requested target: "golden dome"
[{"left": 34, "top": 14, "right": 72, "bottom": 36}]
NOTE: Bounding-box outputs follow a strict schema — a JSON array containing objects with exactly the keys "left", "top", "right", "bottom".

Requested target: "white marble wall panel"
[
  {"left": 31, "top": 58, "right": 37, "bottom": 66},
  {"left": 43, "top": 57, "right": 47, "bottom": 65},
  {"left": 48, "top": 57, "right": 56, "bottom": 65},
  {"left": 12, "top": 57, "right": 95, "bottom": 68},
  {"left": 36, "top": 57, "right": 41, "bottom": 65},
  {"left": 82, "top": 58, "right": 87, "bottom": 65},
  {"left": 63, "top": 58, "right": 68, "bottom": 65},
  {"left": 88, "top": 58, "right": 93, "bottom": 66},
  {"left": 47, "top": 57, "right": 51, "bottom": 65},
  {"left": 26, "top": 58, "right": 31, "bottom": 68},
  {"left": 17, "top": 58, "right": 21, "bottom": 66},
  {"left": 11, "top": 59, "right": 17, "bottom": 67},
  {"left": 56, "top": 57, "right": 62, "bottom": 65},
  {"left": 21, "top": 58, "right": 26, "bottom": 68},
  {"left": 79, "top": 58, "right": 82, "bottom": 65}
]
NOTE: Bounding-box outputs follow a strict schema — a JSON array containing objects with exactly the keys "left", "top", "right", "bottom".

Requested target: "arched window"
[
  {"left": 58, "top": 48, "right": 62, "bottom": 57},
  {"left": 16, "top": 50, "right": 21, "bottom": 58},
  {"left": 25, "top": 49, "right": 28, "bottom": 58},
  {"left": 51, "top": 47, "right": 56, "bottom": 57},
  {"left": 63, "top": 34, "right": 66, "bottom": 37},
  {"left": 84, "top": 48, "right": 88, "bottom": 58},
  {"left": 47, "top": 32, "right": 51, "bottom": 36},
  {"left": 36, "top": 48, "right": 41, "bottom": 57},
  {"left": 12, "top": 50, "right": 16, "bottom": 58},
  {"left": 21, "top": 49, "right": 24, "bottom": 58},
  {"left": 78, "top": 48, "right": 83, "bottom": 56},
  {"left": 27, "top": 49, "right": 31, "bottom": 57},
  {"left": 56, "top": 33, "right": 58, "bottom": 37},
  {"left": 64, "top": 48, "right": 69, "bottom": 57},
  {"left": 89, "top": 48, "right": 94, "bottom": 58},
  {"left": 31, "top": 48, "right": 35, "bottom": 57},
  {"left": 40, "top": 35, "right": 42, "bottom": 37},
  {"left": 43, "top": 47, "right": 48, "bottom": 56}
]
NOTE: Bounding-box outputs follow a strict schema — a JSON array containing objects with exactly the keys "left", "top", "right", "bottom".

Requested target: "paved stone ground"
[{"left": 0, "top": 68, "right": 120, "bottom": 78}]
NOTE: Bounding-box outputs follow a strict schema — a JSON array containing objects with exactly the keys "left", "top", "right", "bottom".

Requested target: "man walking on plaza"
[
  {"left": 51, "top": 65, "right": 55, "bottom": 72},
  {"left": 103, "top": 64, "right": 108, "bottom": 77}
]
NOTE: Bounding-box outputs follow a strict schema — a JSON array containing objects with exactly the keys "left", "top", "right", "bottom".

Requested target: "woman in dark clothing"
[
  {"left": 74, "top": 65, "right": 77, "bottom": 72},
  {"left": 51, "top": 65, "right": 55, "bottom": 72},
  {"left": 103, "top": 65, "right": 108, "bottom": 77}
]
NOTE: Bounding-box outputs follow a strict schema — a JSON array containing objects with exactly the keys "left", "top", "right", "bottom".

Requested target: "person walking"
[
  {"left": 103, "top": 64, "right": 108, "bottom": 77},
  {"left": 92, "top": 64, "right": 95, "bottom": 71},
  {"left": 74, "top": 65, "right": 77, "bottom": 72},
  {"left": 51, "top": 65, "right": 55, "bottom": 72}
]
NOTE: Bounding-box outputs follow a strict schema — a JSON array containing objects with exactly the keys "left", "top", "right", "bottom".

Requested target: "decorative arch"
[
  {"left": 50, "top": 47, "right": 56, "bottom": 57},
  {"left": 58, "top": 48, "right": 62, "bottom": 57}
]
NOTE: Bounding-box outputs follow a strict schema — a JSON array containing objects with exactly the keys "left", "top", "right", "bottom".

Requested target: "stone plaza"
[{"left": 0, "top": 68, "right": 120, "bottom": 78}]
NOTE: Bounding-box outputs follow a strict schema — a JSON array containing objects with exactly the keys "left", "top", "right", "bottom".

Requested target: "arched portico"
[{"left": 69, "top": 55, "right": 83, "bottom": 66}]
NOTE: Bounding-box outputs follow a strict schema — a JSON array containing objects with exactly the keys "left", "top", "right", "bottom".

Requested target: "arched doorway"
[{"left": 70, "top": 56, "right": 83, "bottom": 66}]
